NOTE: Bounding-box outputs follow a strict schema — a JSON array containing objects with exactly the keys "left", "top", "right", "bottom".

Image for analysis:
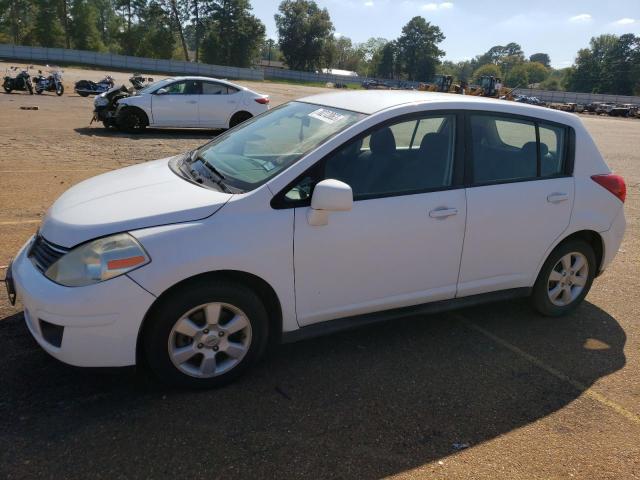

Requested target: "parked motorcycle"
[
  {"left": 75, "top": 75, "right": 115, "bottom": 97},
  {"left": 3, "top": 66, "right": 33, "bottom": 94},
  {"left": 91, "top": 85, "right": 131, "bottom": 128},
  {"left": 129, "top": 73, "right": 154, "bottom": 90},
  {"left": 33, "top": 68, "right": 64, "bottom": 96}
]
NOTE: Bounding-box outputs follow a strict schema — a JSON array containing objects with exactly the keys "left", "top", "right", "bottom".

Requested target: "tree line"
[{"left": 1, "top": 0, "right": 638, "bottom": 95}]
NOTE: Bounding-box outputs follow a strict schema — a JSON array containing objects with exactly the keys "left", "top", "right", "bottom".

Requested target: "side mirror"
[
  {"left": 307, "top": 179, "right": 353, "bottom": 226},
  {"left": 155, "top": 88, "right": 168, "bottom": 95}
]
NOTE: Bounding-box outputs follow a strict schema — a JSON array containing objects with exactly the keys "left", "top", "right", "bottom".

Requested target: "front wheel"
[
  {"left": 3, "top": 86, "right": 11, "bottom": 93},
  {"left": 531, "top": 240, "right": 596, "bottom": 316},
  {"left": 117, "top": 109, "right": 146, "bottom": 133},
  {"left": 142, "top": 281, "right": 269, "bottom": 388},
  {"left": 56, "top": 84, "right": 64, "bottom": 96},
  {"left": 27, "top": 83, "right": 33, "bottom": 95}
]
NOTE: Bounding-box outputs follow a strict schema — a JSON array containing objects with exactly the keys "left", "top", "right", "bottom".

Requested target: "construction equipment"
[{"left": 418, "top": 74, "right": 454, "bottom": 93}]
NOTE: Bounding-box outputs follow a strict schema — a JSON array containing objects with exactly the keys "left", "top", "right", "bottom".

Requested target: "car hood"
[{"left": 40, "top": 157, "right": 232, "bottom": 248}]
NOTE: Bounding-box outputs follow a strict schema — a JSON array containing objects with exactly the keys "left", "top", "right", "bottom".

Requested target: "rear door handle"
[
  {"left": 547, "top": 193, "right": 569, "bottom": 203},
  {"left": 429, "top": 208, "right": 458, "bottom": 219}
]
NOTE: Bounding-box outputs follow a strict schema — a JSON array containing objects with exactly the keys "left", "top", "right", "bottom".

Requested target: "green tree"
[
  {"left": 201, "top": 0, "right": 265, "bottom": 67},
  {"left": 34, "top": 0, "right": 66, "bottom": 47},
  {"left": 505, "top": 63, "right": 529, "bottom": 87},
  {"left": 396, "top": 16, "right": 444, "bottom": 81},
  {"left": 275, "top": 0, "right": 334, "bottom": 71},
  {"left": 375, "top": 41, "right": 397, "bottom": 79},
  {"left": 70, "top": 0, "right": 105, "bottom": 51},
  {"left": 529, "top": 52, "right": 551, "bottom": 68},
  {"left": 525, "top": 62, "right": 549, "bottom": 84}
]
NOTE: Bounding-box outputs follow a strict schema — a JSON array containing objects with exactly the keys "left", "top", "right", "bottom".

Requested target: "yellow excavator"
[{"left": 419, "top": 74, "right": 514, "bottom": 99}]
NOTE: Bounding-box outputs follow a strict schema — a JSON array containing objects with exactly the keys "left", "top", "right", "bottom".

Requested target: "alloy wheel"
[
  {"left": 168, "top": 302, "right": 252, "bottom": 378},
  {"left": 547, "top": 252, "right": 589, "bottom": 307}
]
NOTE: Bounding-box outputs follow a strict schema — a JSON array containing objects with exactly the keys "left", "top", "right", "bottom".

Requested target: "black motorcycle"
[
  {"left": 91, "top": 85, "right": 131, "bottom": 128},
  {"left": 129, "top": 73, "right": 154, "bottom": 90},
  {"left": 3, "top": 66, "right": 33, "bottom": 94},
  {"left": 75, "top": 75, "right": 115, "bottom": 97},
  {"left": 33, "top": 69, "right": 64, "bottom": 96}
]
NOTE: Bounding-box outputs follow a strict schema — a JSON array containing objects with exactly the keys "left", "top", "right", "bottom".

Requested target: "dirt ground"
[{"left": 0, "top": 62, "right": 639, "bottom": 480}]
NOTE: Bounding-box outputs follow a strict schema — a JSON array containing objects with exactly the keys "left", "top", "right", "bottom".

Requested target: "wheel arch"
[
  {"left": 136, "top": 270, "right": 283, "bottom": 364},
  {"left": 536, "top": 229, "right": 605, "bottom": 284},
  {"left": 228, "top": 110, "right": 252, "bottom": 128},
  {"left": 118, "top": 104, "right": 150, "bottom": 126}
]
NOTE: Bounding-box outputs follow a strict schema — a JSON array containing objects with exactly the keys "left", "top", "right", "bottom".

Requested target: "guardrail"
[
  {"left": 512, "top": 88, "right": 640, "bottom": 105},
  {"left": 4, "top": 44, "right": 639, "bottom": 103},
  {"left": 0, "top": 44, "right": 264, "bottom": 81}
]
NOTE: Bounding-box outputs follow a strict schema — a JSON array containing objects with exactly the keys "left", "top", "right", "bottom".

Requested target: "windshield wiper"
[{"left": 188, "top": 151, "right": 232, "bottom": 193}]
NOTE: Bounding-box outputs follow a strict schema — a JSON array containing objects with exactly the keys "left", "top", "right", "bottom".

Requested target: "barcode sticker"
[{"left": 308, "top": 108, "right": 345, "bottom": 124}]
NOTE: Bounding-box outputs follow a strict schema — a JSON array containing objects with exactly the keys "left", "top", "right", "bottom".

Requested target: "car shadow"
[
  {"left": 0, "top": 299, "right": 626, "bottom": 479},
  {"left": 73, "top": 126, "right": 223, "bottom": 141}
]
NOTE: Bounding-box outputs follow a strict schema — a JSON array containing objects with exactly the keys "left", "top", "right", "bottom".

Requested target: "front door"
[
  {"left": 151, "top": 79, "right": 200, "bottom": 127},
  {"left": 291, "top": 113, "right": 467, "bottom": 326}
]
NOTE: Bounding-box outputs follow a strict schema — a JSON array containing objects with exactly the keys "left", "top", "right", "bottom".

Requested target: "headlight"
[
  {"left": 45, "top": 233, "right": 150, "bottom": 287},
  {"left": 94, "top": 96, "right": 109, "bottom": 107}
]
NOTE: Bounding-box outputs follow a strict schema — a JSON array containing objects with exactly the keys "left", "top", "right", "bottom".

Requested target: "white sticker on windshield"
[{"left": 308, "top": 108, "right": 345, "bottom": 124}]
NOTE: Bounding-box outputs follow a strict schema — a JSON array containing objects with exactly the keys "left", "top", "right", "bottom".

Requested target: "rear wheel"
[
  {"left": 531, "top": 240, "right": 596, "bottom": 316},
  {"left": 142, "top": 280, "right": 269, "bottom": 388},
  {"left": 78, "top": 91, "right": 90, "bottom": 97}
]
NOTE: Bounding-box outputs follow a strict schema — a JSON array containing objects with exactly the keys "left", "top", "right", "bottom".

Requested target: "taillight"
[
  {"left": 591, "top": 174, "right": 626, "bottom": 203},
  {"left": 254, "top": 97, "right": 269, "bottom": 105}
]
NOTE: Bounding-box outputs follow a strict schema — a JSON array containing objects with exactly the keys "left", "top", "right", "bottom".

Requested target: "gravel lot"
[{"left": 0, "top": 63, "right": 639, "bottom": 479}]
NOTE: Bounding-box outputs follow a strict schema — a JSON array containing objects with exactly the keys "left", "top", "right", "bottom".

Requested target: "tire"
[
  {"left": 118, "top": 108, "right": 146, "bottom": 133},
  {"left": 56, "top": 84, "right": 64, "bottom": 96},
  {"left": 36, "top": 89, "right": 42, "bottom": 95},
  {"left": 27, "top": 83, "right": 33, "bottom": 95},
  {"left": 4, "top": 87, "right": 11, "bottom": 93},
  {"left": 78, "top": 91, "right": 90, "bottom": 97},
  {"left": 142, "top": 280, "right": 269, "bottom": 389},
  {"left": 229, "top": 111, "right": 252, "bottom": 129},
  {"left": 531, "top": 239, "right": 596, "bottom": 317}
]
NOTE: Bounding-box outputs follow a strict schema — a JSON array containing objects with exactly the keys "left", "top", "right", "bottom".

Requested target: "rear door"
[
  {"left": 457, "top": 112, "right": 574, "bottom": 296},
  {"left": 198, "top": 81, "right": 242, "bottom": 128},
  {"left": 151, "top": 79, "right": 200, "bottom": 127}
]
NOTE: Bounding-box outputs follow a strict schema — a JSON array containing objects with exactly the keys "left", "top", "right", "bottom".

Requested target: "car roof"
[
  {"left": 297, "top": 90, "right": 580, "bottom": 126},
  {"left": 166, "top": 76, "right": 246, "bottom": 90}
]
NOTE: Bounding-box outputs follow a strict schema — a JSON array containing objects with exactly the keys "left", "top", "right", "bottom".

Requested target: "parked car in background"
[
  {"left": 362, "top": 79, "right": 390, "bottom": 90},
  {"left": 93, "top": 76, "right": 270, "bottom": 132},
  {"left": 6, "top": 91, "right": 626, "bottom": 388}
]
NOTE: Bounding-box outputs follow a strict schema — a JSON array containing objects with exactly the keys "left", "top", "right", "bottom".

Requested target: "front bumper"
[{"left": 11, "top": 238, "right": 156, "bottom": 367}]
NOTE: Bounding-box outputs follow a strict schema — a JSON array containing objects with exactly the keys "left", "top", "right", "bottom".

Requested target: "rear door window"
[{"left": 470, "top": 115, "right": 537, "bottom": 183}]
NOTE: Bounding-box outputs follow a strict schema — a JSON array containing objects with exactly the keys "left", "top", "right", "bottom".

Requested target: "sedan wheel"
[
  {"left": 168, "top": 302, "right": 252, "bottom": 378},
  {"left": 143, "top": 280, "right": 269, "bottom": 388},
  {"left": 547, "top": 252, "right": 589, "bottom": 307},
  {"left": 531, "top": 239, "right": 596, "bottom": 316}
]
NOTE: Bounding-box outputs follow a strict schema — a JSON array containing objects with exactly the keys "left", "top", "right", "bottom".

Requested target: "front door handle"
[
  {"left": 429, "top": 207, "right": 458, "bottom": 219},
  {"left": 547, "top": 193, "right": 569, "bottom": 203}
]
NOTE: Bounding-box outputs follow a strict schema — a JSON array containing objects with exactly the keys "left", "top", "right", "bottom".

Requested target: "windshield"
[
  {"left": 196, "top": 102, "right": 366, "bottom": 190},
  {"left": 138, "top": 78, "right": 172, "bottom": 95}
]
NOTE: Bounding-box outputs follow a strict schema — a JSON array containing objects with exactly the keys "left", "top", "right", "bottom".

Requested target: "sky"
[{"left": 251, "top": 0, "right": 640, "bottom": 68}]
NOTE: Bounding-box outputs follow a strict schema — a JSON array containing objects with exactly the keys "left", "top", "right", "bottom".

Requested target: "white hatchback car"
[
  {"left": 99, "top": 76, "right": 269, "bottom": 131},
  {"left": 6, "top": 91, "right": 626, "bottom": 388}
]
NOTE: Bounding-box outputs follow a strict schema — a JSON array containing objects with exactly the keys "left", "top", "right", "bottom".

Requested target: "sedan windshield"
[
  {"left": 137, "top": 78, "right": 173, "bottom": 95},
  {"left": 196, "top": 102, "right": 366, "bottom": 191}
]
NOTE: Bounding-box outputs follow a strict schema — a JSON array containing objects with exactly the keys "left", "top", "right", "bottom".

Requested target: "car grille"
[{"left": 28, "top": 234, "right": 69, "bottom": 273}]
